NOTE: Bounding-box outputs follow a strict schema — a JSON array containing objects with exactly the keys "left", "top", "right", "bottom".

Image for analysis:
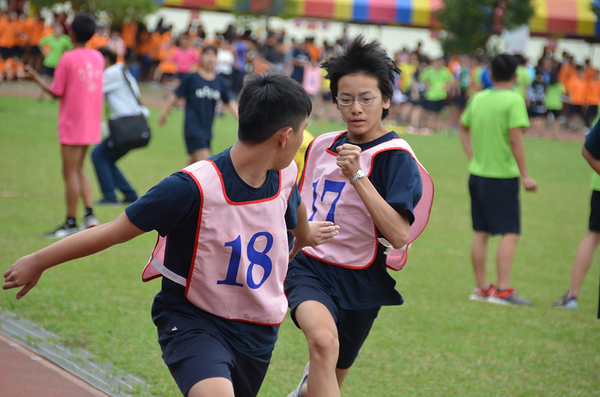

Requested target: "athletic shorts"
[
  {"left": 30, "top": 46, "right": 41, "bottom": 56},
  {"left": 589, "top": 191, "right": 600, "bottom": 232},
  {"left": 185, "top": 133, "right": 211, "bottom": 154},
  {"left": 548, "top": 109, "right": 562, "bottom": 118},
  {"left": 424, "top": 99, "right": 446, "bottom": 113},
  {"left": 154, "top": 311, "right": 272, "bottom": 397},
  {"left": 0, "top": 47, "right": 13, "bottom": 59},
  {"left": 469, "top": 175, "right": 520, "bottom": 235},
  {"left": 285, "top": 274, "right": 380, "bottom": 369},
  {"left": 569, "top": 105, "right": 583, "bottom": 115},
  {"left": 42, "top": 65, "right": 55, "bottom": 77}
]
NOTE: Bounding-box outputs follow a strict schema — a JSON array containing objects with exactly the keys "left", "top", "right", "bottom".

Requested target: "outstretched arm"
[
  {"left": 22, "top": 65, "right": 59, "bottom": 99},
  {"left": 3, "top": 213, "right": 145, "bottom": 300},
  {"left": 289, "top": 201, "right": 339, "bottom": 261},
  {"left": 158, "top": 94, "right": 180, "bottom": 126}
]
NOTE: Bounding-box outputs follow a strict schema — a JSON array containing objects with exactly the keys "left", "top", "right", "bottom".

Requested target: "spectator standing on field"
[
  {"left": 92, "top": 46, "right": 145, "bottom": 206},
  {"left": 38, "top": 21, "right": 73, "bottom": 99},
  {"left": 459, "top": 54, "right": 537, "bottom": 306},
  {"left": 554, "top": 117, "right": 600, "bottom": 317},
  {"left": 22, "top": 13, "right": 103, "bottom": 238}
]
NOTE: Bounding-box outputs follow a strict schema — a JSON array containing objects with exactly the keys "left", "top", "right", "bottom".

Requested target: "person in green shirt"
[
  {"left": 545, "top": 68, "right": 566, "bottom": 138},
  {"left": 459, "top": 53, "right": 538, "bottom": 306},
  {"left": 38, "top": 21, "right": 73, "bottom": 99},
  {"left": 554, "top": 115, "right": 600, "bottom": 316},
  {"left": 514, "top": 55, "right": 533, "bottom": 104},
  {"left": 420, "top": 57, "right": 454, "bottom": 131}
]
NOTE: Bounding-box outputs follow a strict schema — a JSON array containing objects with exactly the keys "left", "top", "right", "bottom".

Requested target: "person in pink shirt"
[
  {"left": 23, "top": 13, "right": 103, "bottom": 238},
  {"left": 170, "top": 32, "right": 200, "bottom": 78}
]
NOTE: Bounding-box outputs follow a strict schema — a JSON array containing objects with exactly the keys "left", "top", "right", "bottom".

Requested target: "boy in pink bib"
[
  {"left": 3, "top": 73, "right": 339, "bottom": 397},
  {"left": 286, "top": 36, "right": 433, "bottom": 397}
]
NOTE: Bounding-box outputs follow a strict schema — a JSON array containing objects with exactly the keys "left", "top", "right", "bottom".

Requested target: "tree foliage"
[
  {"left": 436, "top": 0, "right": 534, "bottom": 55},
  {"left": 29, "top": 0, "right": 159, "bottom": 26}
]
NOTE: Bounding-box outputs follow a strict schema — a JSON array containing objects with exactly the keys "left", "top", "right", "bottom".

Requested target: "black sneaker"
[{"left": 41, "top": 223, "right": 78, "bottom": 239}]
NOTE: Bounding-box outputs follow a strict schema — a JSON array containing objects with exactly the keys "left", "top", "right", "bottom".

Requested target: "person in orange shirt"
[
  {"left": 0, "top": 12, "right": 18, "bottom": 60},
  {"left": 586, "top": 70, "right": 600, "bottom": 129},
  {"left": 120, "top": 19, "right": 137, "bottom": 64},
  {"left": 136, "top": 24, "right": 151, "bottom": 80},
  {"left": 86, "top": 25, "right": 109, "bottom": 49},
  {"left": 155, "top": 38, "right": 178, "bottom": 98},
  {"left": 4, "top": 56, "right": 25, "bottom": 81},
  {"left": 148, "top": 27, "right": 163, "bottom": 81},
  {"left": 26, "top": 13, "right": 46, "bottom": 72},
  {"left": 584, "top": 59, "right": 597, "bottom": 82},
  {"left": 567, "top": 65, "right": 587, "bottom": 131}
]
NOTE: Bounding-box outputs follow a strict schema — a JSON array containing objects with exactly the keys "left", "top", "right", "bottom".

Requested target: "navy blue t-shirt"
[
  {"left": 585, "top": 120, "right": 600, "bottom": 159},
  {"left": 175, "top": 73, "right": 230, "bottom": 139},
  {"left": 288, "top": 131, "right": 423, "bottom": 310},
  {"left": 126, "top": 148, "right": 301, "bottom": 353}
]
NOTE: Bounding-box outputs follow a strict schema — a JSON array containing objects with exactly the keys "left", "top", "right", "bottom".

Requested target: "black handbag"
[{"left": 107, "top": 68, "right": 151, "bottom": 152}]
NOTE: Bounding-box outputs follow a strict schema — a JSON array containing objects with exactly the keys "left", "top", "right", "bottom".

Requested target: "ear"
[
  {"left": 278, "top": 126, "right": 294, "bottom": 148},
  {"left": 383, "top": 95, "right": 391, "bottom": 110}
]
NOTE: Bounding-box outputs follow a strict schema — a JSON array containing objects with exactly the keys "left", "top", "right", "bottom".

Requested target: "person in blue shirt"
[
  {"left": 3, "top": 72, "right": 340, "bottom": 397},
  {"left": 159, "top": 45, "right": 238, "bottom": 166}
]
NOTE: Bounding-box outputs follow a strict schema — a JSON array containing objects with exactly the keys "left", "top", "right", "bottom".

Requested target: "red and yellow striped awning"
[{"left": 157, "top": 0, "right": 600, "bottom": 38}]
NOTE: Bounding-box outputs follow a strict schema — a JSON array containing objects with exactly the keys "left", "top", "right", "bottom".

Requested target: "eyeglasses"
[{"left": 336, "top": 94, "right": 382, "bottom": 106}]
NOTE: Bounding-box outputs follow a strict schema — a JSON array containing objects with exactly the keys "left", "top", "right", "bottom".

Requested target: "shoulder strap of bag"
[{"left": 121, "top": 66, "right": 142, "bottom": 106}]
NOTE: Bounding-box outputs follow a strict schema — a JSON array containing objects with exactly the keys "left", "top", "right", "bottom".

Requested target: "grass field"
[{"left": 0, "top": 94, "right": 599, "bottom": 397}]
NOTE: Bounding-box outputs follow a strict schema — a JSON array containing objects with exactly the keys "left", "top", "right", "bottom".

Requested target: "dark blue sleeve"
[
  {"left": 218, "top": 76, "right": 230, "bottom": 104},
  {"left": 174, "top": 74, "right": 192, "bottom": 99},
  {"left": 125, "top": 172, "right": 200, "bottom": 237},
  {"left": 285, "top": 185, "right": 301, "bottom": 230},
  {"left": 481, "top": 69, "right": 494, "bottom": 89},
  {"left": 371, "top": 150, "right": 423, "bottom": 225},
  {"left": 585, "top": 121, "right": 600, "bottom": 159}
]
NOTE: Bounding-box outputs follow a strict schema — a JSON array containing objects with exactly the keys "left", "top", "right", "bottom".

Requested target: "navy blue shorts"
[
  {"left": 185, "top": 133, "right": 211, "bottom": 154},
  {"left": 285, "top": 274, "right": 380, "bottom": 369},
  {"left": 589, "top": 191, "right": 600, "bottom": 232},
  {"left": 569, "top": 104, "right": 583, "bottom": 115},
  {"left": 43, "top": 65, "right": 55, "bottom": 77},
  {"left": 424, "top": 99, "right": 446, "bottom": 113},
  {"left": 469, "top": 175, "right": 520, "bottom": 235},
  {"left": 154, "top": 311, "right": 272, "bottom": 396}
]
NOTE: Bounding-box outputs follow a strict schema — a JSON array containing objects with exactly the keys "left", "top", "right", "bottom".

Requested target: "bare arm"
[
  {"left": 158, "top": 94, "right": 180, "bottom": 126},
  {"left": 22, "top": 65, "right": 59, "bottom": 99},
  {"left": 3, "top": 213, "right": 145, "bottom": 300},
  {"left": 223, "top": 100, "right": 239, "bottom": 120},
  {"left": 336, "top": 144, "right": 411, "bottom": 249},
  {"left": 289, "top": 200, "right": 339, "bottom": 261},
  {"left": 458, "top": 123, "right": 473, "bottom": 161},
  {"left": 509, "top": 127, "right": 537, "bottom": 192},
  {"left": 583, "top": 146, "right": 600, "bottom": 174}
]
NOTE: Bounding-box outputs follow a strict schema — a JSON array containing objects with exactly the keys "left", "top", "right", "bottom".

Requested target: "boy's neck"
[
  {"left": 199, "top": 68, "right": 215, "bottom": 80},
  {"left": 493, "top": 81, "right": 514, "bottom": 90},
  {"left": 229, "top": 142, "right": 270, "bottom": 188},
  {"left": 73, "top": 42, "right": 86, "bottom": 49}
]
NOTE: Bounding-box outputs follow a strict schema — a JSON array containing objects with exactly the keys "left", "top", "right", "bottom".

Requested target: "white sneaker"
[
  {"left": 287, "top": 362, "right": 310, "bottom": 397},
  {"left": 80, "top": 214, "right": 99, "bottom": 231}
]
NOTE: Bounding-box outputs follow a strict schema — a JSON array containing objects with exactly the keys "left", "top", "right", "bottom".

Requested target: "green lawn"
[{"left": 0, "top": 95, "right": 599, "bottom": 397}]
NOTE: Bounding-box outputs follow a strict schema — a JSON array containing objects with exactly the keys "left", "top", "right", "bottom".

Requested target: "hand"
[
  {"left": 20, "top": 65, "right": 42, "bottom": 83},
  {"left": 158, "top": 112, "right": 167, "bottom": 126},
  {"left": 336, "top": 144, "right": 362, "bottom": 181},
  {"left": 522, "top": 176, "right": 537, "bottom": 192},
  {"left": 3, "top": 254, "right": 45, "bottom": 300},
  {"left": 289, "top": 221, "right": 339, "bottom": 262}
]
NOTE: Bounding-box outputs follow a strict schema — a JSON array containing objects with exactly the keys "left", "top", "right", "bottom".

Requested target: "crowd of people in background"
[{"left": 1, "top": 8, "right": 600, "bottom": 137}]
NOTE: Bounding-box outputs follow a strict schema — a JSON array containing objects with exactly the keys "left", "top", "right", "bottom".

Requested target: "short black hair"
[
  {"left": 98, "top": 46, "right": 117, "bottom": 66},
  {"left": 237, "top": 72, "right": 312, "bottom": 144},
  {"left": 203, "top": 45, "right": 218, "bottom": 55},
  {"left": 490, "top": 54, "right": 518, "bottom": 82},
  {"left": 321, "top": 35, "right": 400, "bottom": 120},
  {"left": 70, "top": 13, "right": 96, "bottom": 43}
]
